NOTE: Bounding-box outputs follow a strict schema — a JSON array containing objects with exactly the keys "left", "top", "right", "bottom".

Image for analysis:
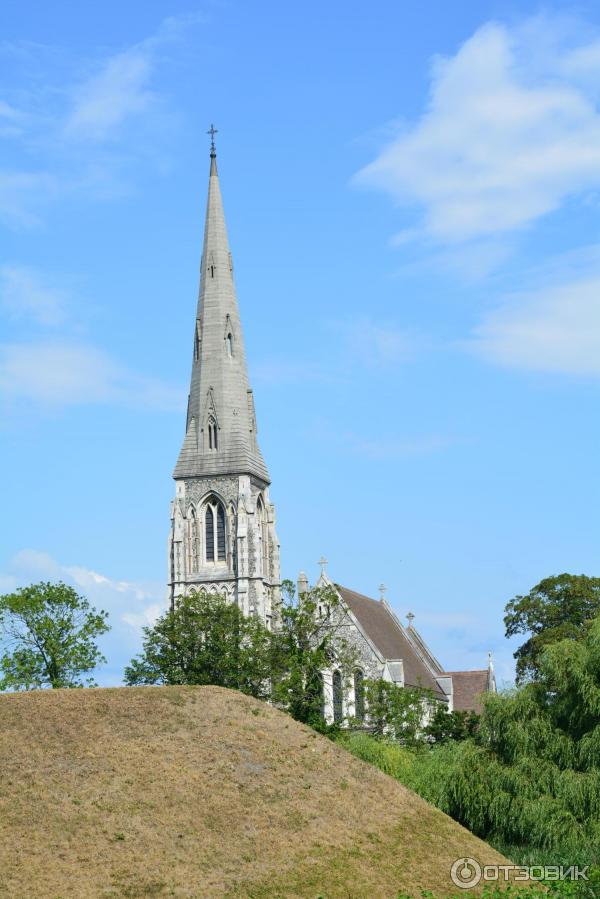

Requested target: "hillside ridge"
[{"left": 0, "top": 686, "right": 508, "bottom": 898}]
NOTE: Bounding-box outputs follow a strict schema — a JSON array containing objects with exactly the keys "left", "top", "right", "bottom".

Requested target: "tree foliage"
[
  {"left": 268, "top": 580, "right": 358, "bottom": 729},
  {"left": 363, "top": 678, "right": 434, "bottom": 746},
  {"left": 424, "top": 705, "right": 480, "bottom": 744},
  {"left": 344, "top": 613, "right": 600, "bottom": 867},
  {"left": 0, "top": 581, "right": 109, "bottom": 690},
  {"left": 504, "top": 574, "right": 600, "bottom": 683},
  {"left": 124, "top": 591, "right": 272, "bottom": 698}
]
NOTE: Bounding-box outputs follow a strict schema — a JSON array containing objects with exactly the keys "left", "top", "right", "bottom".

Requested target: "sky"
[{"left": 1, "top": 0, "right": 599, "bottom": 687}]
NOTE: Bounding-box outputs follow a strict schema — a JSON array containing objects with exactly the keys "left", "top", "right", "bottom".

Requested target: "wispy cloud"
[
  {"left": 356, "top": 17, "right": 600, "bottom": 245},
  {"left": 339, "top": 317, "right": 422, "bottom": 366},
  {"left": 0, "top": 341, "right": 184, "bottom": 410},
  {"left": 0, "top": 265, "right": 69, "bottom": 326},
  {"left": 0, "top": 13, "right": 203, "bottom": 226},
  {"left": 65, "top": 48, "right": 157, "bottom": 143},
  {"left": 469, "top": 274, "right": 600, "bottom": 377}
]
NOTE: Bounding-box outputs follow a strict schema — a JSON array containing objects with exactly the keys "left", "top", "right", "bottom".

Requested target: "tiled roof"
[
  {"left": 445, "top": 670, "right": 489, "bottom": 713},
  {"left": 336, "top": 586, "right": 447, "bottom": 700}
]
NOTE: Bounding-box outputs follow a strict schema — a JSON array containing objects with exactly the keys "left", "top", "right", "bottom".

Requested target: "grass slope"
[{"left": 0, "top": 686, "right": 509, "bottom": 898}]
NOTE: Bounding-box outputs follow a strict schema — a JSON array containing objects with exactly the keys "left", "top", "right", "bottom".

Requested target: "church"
[{"left": 167, "top": 135, "right": 495, "bottom": 721}]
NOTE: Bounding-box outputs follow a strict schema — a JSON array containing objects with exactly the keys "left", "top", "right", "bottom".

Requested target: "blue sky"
[{"left": 1, "top": 0, "right": 599, "bottom": 686}]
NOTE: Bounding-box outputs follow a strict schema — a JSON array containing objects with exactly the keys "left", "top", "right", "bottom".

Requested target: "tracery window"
[{"left": 204, "top": 496, "right": 226, "bottom": 563}]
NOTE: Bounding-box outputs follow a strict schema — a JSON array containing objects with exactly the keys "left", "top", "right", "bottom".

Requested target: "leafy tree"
[
  {"left": 504, "top": 573, "right": 600, "bottom": 683},
  {"left": 425, "top": 705, "right": 480, "bottom": 743},
  {"left": 0, "top": 581, "right": 110, "bottom": 690},
  {"left": 270, "top": 580, "right": 358, "bottom": 730},
  {"left": 346, "top": 612, "right": 600, "bottom": 866},
  {"left": 363, "top": 678, "right": 434, "bottom": 746},
  {"left": 124, "top": 591, "right": 272, "bottom": 698}
]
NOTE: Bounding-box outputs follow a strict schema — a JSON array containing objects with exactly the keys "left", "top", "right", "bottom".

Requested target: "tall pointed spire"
[{"left": 174, "top": 137, "right": 270, "bottom": 483}]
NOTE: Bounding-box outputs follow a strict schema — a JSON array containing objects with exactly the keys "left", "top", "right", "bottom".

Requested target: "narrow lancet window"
[
  {"left": 226, "top": 332, "right": 233, "bottom": 356},
  {"left": 332, "top": 670, "right": 343, "bottom": 724},
  {"left": 217, "top": 504, "right": 226, "bottom": 561},
  {"left": 205, "top": 506, "right": 214, "bottom": 561},
  {"left": 354, "top": 669, "right": 365, "bottom": 722},
  {"left": 208, "top": 416, "right": 218, "bottom": 450}
]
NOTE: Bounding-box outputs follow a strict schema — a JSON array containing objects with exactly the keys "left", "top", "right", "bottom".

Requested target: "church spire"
[{"left": 174, "top": 134, "right": 270, "bottom": 483}]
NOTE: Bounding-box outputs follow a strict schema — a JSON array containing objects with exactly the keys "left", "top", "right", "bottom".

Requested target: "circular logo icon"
[{"left": 450, "top": 857, "right": 482, "bottom": 890}]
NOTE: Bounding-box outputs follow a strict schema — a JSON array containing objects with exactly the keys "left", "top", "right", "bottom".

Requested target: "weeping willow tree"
[{"left": 343, "top": 614, "right": 600, "bottom": 865}]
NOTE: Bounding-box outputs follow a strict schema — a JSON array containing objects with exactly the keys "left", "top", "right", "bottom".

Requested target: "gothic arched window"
[
  {"left": 204, "top": 496, "right": 226, "bottom": 564},
  {"left": 354, "top": 669, "right": 365, "bottom": 722},
  {"left": 207, "top": 416, "right": 218, "bottom": 450},
  {"left": 332, "top": 670, "right": 343, "bottom": 724}
]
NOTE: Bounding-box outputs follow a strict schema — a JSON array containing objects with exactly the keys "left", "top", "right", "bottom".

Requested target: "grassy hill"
[{"left": 0, "top": 686, "right": 509, "bottom": 898}]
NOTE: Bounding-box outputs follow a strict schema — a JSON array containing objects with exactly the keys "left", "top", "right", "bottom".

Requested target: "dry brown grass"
[{"left": 0, "top": 686, "right": 510, "bottom": 898}]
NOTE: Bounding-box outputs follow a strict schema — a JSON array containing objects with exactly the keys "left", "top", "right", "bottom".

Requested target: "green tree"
[
  {"left": 363, "top": 678, "right": 434, "bottom": 746},
  {"left": 0, "top": 581, "right": 110, "bottom": 690},
  {"left": 124, "top": 591, "right": 272, "bottom": 698},
  {"left": 424, "top": 705, "right": 480, "bottom": 744},
  {"left": 504, "top": 573, "right": 600, "bottom": 682},
  {"left": 270, "top": 580, "right": 358, "bottom": 730}
]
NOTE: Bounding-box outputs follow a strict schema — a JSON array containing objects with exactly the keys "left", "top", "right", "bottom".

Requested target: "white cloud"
[
  {"left": 0, "top": 341, "right": 185, "bottom": 410},
  {"left": 0, "top": 265, "right": 68, "bottom": 325},
  {"left": 65, "top": 48, "right": 155, "bottom": 142},
  {"left": 470, "top": 275, "right": 600, "bottom": 376},
  {"left": 357, "top": 19, "right": 600, "bottom": 243}
]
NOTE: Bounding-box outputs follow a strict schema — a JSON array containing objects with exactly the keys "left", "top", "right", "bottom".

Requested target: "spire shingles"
[{"left": 174, "top": 150, "right": 270, "bottom": 483}]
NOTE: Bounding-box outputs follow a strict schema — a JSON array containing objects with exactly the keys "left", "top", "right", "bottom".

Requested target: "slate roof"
[
  {"left": 444, "top": 670, "right": 490, "bottom": 714},
  {"left": 336, "top": 586, "right": 447, "bottom": 700}
]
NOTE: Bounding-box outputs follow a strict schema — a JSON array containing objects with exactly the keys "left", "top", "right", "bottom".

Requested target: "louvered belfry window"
[{"left": 332, "top": 670, "right": 343, "bottom": 724}]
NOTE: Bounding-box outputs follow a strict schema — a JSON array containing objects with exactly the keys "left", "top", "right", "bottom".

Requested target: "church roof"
[
  {"left": 444, "top": 669, "right": 491, "bottom": 714},
  {"left": 174, "top": 147, "right": 270, "bottom": 483},
  {"left": 336, "top": 586, "right": 446, "bottom": 699}
]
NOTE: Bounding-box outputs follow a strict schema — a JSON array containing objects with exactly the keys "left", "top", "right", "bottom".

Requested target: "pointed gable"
[{"left": 336, "top": 585, "right": 447, "bottom": 699}]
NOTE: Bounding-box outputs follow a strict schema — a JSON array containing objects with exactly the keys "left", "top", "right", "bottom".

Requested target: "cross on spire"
[
  {"left": 378, "top": 583, "right": 387, "bottom": 601},
  {"left": 207, "top": 123, "right": 218, "bottom": 154},
  {"left": 318, "top": 556, "right": 328, "bottom": 576},
  {"left": 406, "top": 611, "right": 415, "bottom": 626}
]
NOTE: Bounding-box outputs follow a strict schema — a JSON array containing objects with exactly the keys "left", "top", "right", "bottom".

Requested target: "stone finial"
[
  {"left": 406, "top": 611, "right": 415, "bottom": 627},
  {"left": 318, "top": 556, "right": 328, "bottom": 576},
  {"left": 378, "top": 583, "right": 387, "bottom": 602},
  {"left": 297, "top": 571, "right": 309, "bottom": 596}
]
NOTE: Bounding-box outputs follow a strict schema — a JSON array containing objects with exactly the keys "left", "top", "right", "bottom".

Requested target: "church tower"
[{"left": 168, "top": 134, "right": 281, "bottom": 626}]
